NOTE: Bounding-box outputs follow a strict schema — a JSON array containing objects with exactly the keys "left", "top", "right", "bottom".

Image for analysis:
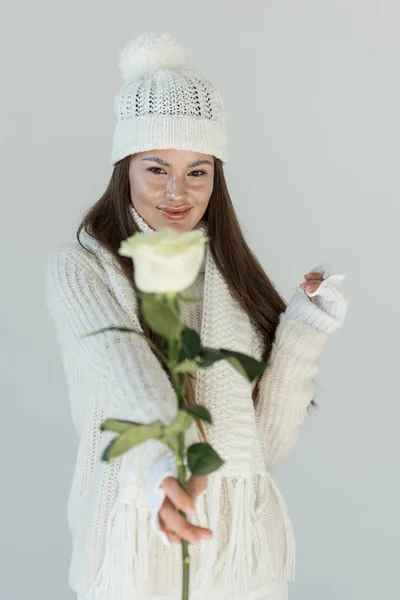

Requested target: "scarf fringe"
[
  {"left": 192, "top": 475, "right": 222, "bottom": 596},
  {"left": 212, "top": 478, "right": 255, "bottom": 596},
  {"left": 252, "top": 473, "right": 274, "bottom": 581},
  {"left": 81, "top": 473, "right": 295, "bottom": 599},
  {"left": 194, "top": 473, "right": 295, "bottom": 598},
  {"left": 84, "top": 499, "right": 151, "bottom": 600}
]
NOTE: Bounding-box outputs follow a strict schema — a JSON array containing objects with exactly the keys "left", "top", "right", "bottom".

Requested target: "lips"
[
  {"left": 158, "top": 206, "right": 192, "bottom": 221},
  {"left": 158, "top": 206, "right": 191, "bottom": 214}
]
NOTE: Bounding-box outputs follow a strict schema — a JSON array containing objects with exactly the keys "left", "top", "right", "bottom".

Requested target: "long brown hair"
[{"left": 77, "top": 156, "right": 315, "bottom": 442}]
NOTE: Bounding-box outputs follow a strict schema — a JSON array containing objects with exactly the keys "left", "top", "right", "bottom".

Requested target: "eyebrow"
[{"left": 141, "top": 156, "right": 213, "bottom": 168}]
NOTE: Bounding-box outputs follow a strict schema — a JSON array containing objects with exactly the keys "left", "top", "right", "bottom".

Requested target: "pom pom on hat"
[{"left": 118, "top": 32, "right": 187, "bottom": 82}]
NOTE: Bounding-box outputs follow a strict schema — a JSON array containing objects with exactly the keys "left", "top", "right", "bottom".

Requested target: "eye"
[
  {"left": 147, "top": 167, "right": 166, "bottom": 174},
  {"left": 189, "top": 170, "right": 206, "bottom": 177}
]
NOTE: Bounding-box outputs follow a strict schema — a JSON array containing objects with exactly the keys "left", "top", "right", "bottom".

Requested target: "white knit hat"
[{"left": 111, "top": 33, "right": 228, "bottom": 165}]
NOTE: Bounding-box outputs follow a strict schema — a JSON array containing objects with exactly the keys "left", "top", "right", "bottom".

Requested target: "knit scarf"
[{"left": 127, "top": 204, "right": 266, "bottom": 477}]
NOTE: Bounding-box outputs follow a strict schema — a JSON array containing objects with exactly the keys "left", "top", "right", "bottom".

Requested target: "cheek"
[
  {"left": 189, "top": 175, "right": 213, "bottom": 193},
  {"left": 187, "top": 183, "right": 213, "bottom": 223},
  {"left": 133, "top": 175, "right": 165, "bottom": 200},
  {"left": 190, "top": 179, "right": 213, "bottom": 204}
]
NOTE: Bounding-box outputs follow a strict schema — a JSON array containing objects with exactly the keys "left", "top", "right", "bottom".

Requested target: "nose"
[{"left": 165, "top": 174, "right": 186, "bottom": 203}]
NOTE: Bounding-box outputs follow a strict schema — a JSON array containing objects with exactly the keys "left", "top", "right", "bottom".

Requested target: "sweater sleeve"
[
  {"left": 254, "top": 312, "right": 330, "bottom": 472},
  {"left": 44, "top": 244, "right": 179, "bottom": 487}
]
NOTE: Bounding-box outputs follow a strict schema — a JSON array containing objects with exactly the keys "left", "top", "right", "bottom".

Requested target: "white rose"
[{"left": 118, "top": 227, "right": 207, "bottom": 294}]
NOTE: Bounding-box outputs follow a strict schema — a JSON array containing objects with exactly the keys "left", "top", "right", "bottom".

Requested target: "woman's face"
[{"left": 128, "top": 149, "right": 215, "bottom": 232}]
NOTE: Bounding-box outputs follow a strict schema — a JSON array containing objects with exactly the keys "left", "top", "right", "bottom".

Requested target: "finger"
[
  {"left": 301, "top": 277, "right": 323, "bottom": 285},
  {"left": 304, "top": 283, "right": 320, "bottom": 292},
  {"left": 159, "top": 515, "right": 181, "bottom": 544},
  {"left": 161, "top": 499, "right": 199, "bottom": 542},
  {"left": 160, "top": 499, "right": 213, "bottom": 543},
  {"left": 160, "top": 502, "right": 211, "bottom": 544},
  {"left": 160, "top": 477, "right": 196, "bottom": 515},
  {"left": 300, "top": 281, "right": 320, "bottom": 290},
  {"left": 304, "top": 272, "right": 324, "bottom": 280},
  {"left": 186, "top": 474, "right": 208, "bottom": 499}
]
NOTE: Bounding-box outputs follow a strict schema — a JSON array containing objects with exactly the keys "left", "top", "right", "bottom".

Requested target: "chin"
[
  {"left": 166, "top": 222, "right": 193, "bottom": 232},
  {"left": 158, "top": 215, "right": 196, "bottom": 232}
]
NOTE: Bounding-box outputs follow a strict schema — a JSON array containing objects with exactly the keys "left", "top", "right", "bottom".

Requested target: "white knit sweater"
[{"left": 44, "top": 209, "right": 347, "bottom": 600}]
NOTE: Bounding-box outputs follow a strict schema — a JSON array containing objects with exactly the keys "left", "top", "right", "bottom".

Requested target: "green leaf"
[
  {"left": 175, "top": 360, "right": 200, "bottom": 373},
  {"left": 184, "top": 405, "right": 212, "bottom": 424},
  {"left": 180, "top": 328, "right": 201, "bottom": 360},
  {"left": 161, "top": 336, "right": 170, "bottom": 359},
  {"left": 187, "top": 442, "right": 224, "bottom": 475},
  {"left": 162, "top": 435, "right": 180, "bottom": 454},
  {"left": 140, "top": 294, "right": 182, "bottom": 339},
  {"left": 165, "top": 293, "right": 180, "bottom": 318},
  {"left": 197, "top": 347, "right": 225, "bottom": 367},
  {"left": 159, "top": 410, "right": 194, "bottom": 454},
  {"left": 100, "top": 418, "right": 142, "bottom": 433},
  {"left": 198, "top": 347, "right": 267, "bottom": 383},
  {"left": 163, "top": 410, "right": 193, "bottom": 436},
  {"left": 102, "top": 421, "right": 164, "bottom": 461},
  {"left": 219, "top": 349, "right": 267, "bottom": 382}
]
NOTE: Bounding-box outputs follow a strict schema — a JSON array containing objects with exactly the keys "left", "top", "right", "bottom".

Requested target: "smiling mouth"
[
  {"left": 158, "top": 207, "right": 192, "bottom": 218},
  {"left": 158, "top": 207, "right": 191, "bottom": 213}
]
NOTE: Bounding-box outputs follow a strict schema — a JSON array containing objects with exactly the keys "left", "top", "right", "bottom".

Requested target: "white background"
[{"left": 1, "top": 1, "right": 398, "bottom": 599}]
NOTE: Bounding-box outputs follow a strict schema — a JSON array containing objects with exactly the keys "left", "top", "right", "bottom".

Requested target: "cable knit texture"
[{"left": 44, "top": 208, "right": 346, "bottom": 600}]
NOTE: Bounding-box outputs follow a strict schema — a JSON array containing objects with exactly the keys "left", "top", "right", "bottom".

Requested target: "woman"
[{"left": 45, "top": 33, "right": 348, "bottom": 600}]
